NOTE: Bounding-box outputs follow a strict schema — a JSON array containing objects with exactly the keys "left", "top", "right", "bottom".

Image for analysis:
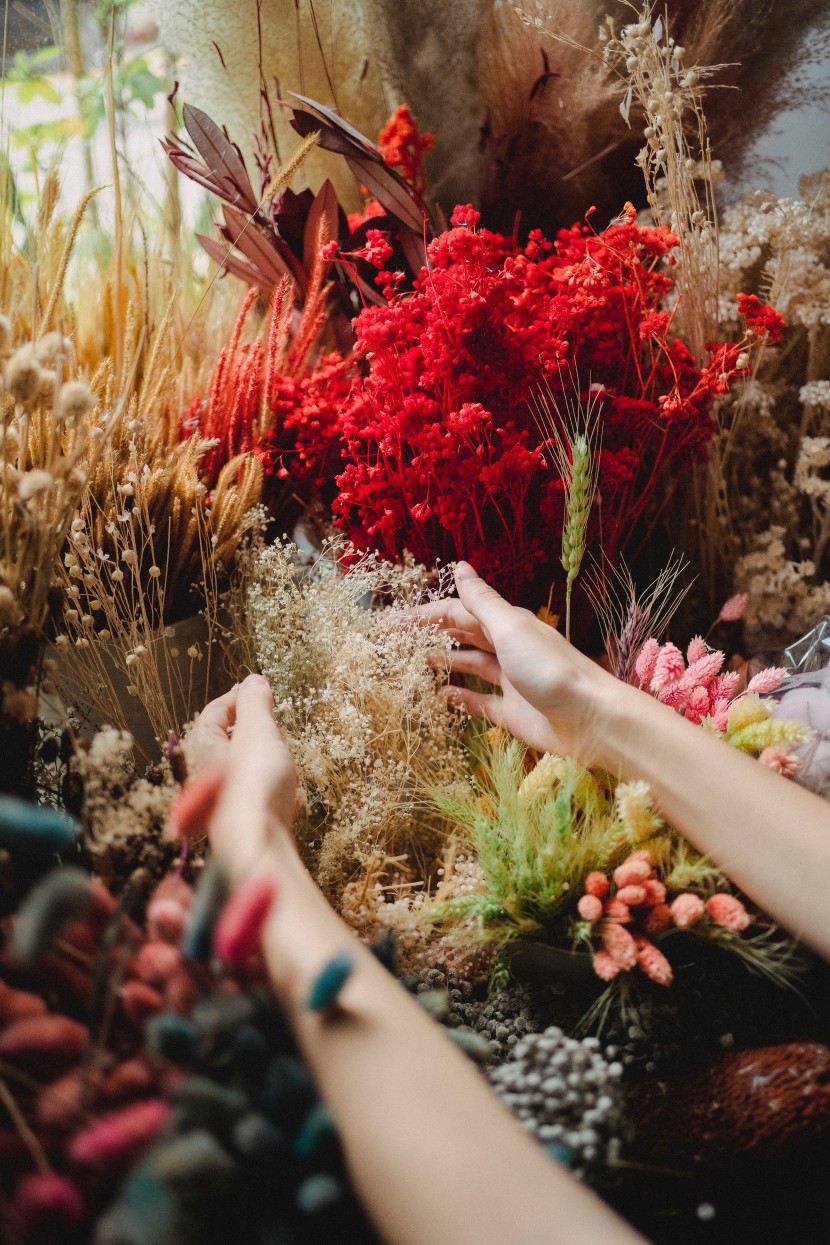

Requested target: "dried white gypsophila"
[
  {"left": 73, "top": 726, "right": 181, "bottom": 885},
  {"left": 734, "top": 526, "right": 830, "bottom": 649},
  {"left": 245, "top": 539, "right": 471, "bottom": 898}
]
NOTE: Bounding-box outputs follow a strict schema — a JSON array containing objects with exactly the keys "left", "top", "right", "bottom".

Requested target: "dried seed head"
[
  {"left": 18, "top": 469, "right": 54, "bottom": 501},
  {"left": 4, "top": 346, "right": 43, "bottom": 407},
  {"left": 58, "top": 380, "right": 95, "bottom": 423},
  {"left": 34, "top": 332, "right": 71, "bottom": 366}
]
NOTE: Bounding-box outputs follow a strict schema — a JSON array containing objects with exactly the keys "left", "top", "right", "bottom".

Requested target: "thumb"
[
  {"left": 454, "top": 562, "right": 516, "bottom": 642},
  {"left": 232, "top": 673, "right": 279, "bottom": 752}
]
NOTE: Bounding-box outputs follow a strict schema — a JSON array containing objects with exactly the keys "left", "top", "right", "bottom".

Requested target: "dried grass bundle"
[{"left": 240, "top": 538, "right": 471, "bottom": 898}]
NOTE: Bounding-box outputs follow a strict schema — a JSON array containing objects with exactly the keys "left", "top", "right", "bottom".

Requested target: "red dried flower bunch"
[
  {"left": 310, "top": 203, "right": 782, "bottom": 605},
  {"left": 183, "top": 281, "right": 359, "bottom": 497}
]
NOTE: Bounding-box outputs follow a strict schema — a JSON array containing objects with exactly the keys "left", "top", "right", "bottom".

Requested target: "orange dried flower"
[
  {"left": 643, "top": 903, "right": 673, "bottom": 935},
  {"left": 670, "top": 893, "right": 706, "bottom": 928},
  {"left": 584, "top": 871, "right": 610, "bottom": 899},
  {"left": 592, "top": 949, "right": 622, "bottom": 981},
  {"left": 601, "top": 920, "right": 638, "bottom": 969},
  {"left": 634, "top": 935, "right": 674, "bottom": 986},
  {"left": 617, "top": 884, "right": 648, "bottom": 906},
  {"left": 613, "top": 857, "right": 652, "bottom": 888},
  {"left": 706, "top": 893, "right": 751, "bottom": 932},
  {"left": 577, "top": 893, "right": 604, "bottom": 922}
]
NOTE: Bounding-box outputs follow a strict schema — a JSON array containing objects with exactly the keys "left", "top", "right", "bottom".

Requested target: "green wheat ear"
[{"left": 535, "top": 387, "right": 601, "bottom": 643}]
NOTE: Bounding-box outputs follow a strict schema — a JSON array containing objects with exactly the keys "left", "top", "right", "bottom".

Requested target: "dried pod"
[
  {"left": 0, "top": 1013, "right": 88, "bottom": 1072},
  {"left": 213, "top": 872, "right": 278, "bottom": 964},
  {"left": 305, "top": 952, "right": 355, "bottom": 1013},
  {"left": 12, "top": 865, "right": 91, "bottom": 965},
  {"left": 0, "top": 796, "right": 79, "bottom": 855},
  {"left": 68, "top": 1098, "right": 171, "bottom": 1171}
]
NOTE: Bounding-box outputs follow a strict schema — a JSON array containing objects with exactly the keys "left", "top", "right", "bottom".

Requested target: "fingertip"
[{"left": 454, "top": 560, "right": 476, "bottom": 583}]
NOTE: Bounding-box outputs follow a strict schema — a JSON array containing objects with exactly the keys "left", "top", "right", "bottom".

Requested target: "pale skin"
[{"left": 179, "top": 559, "right": 830, "bottom": 1245}]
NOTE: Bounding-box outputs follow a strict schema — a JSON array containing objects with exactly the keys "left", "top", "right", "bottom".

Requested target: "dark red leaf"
[
  {"left": 222, "top": 205, "right": 306, "bottom": 291},
  {"left": 183, "top": 104, "right": 259, "bottom": 215},
  {"left": 197, "top": 234, "right": 273, "bottom": 290}
]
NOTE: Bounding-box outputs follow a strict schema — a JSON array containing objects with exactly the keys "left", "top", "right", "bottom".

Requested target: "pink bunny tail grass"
[
  {"left": 634, "top": 637, "right": 661, "bottom": 687},
  {"left": 747, "top": 667, "right": 789, "bottom": 694},
  {"left": 214, "top": 874, "right": 280, "bottom": 963},
  {"left": 68, "top": 1099, "right": 171, "bottom": 1170},
  {"left": 584, "top": 871, "right": 610, "bottom": 899},
  {"left": 650, "top": 643, "right": 686, "bottom": 693},
  {"left": 643, "top": 903, "right": 673, "bottom": 935},
  {"left": 706, "top": 893, "right": 751, "bottom": 932},
  {"left": 686, "top": 635, "right": 708, "bottom": 664},
  {"left": 613, "top": 857, "right": 652, "bottom": 889},
  {"left": 718, "top": 593, "right": 748, "bottom": 623}
]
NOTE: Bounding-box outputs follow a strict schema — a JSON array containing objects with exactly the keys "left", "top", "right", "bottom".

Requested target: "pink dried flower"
[
  {"left": 13, "top": 1172, "right": 85, "bottom": 1226},
  {"left": 709, "top": 696, "right": 732, "bottom": 733},
  {"left": 613, "top": 857, "right": 652, "bottom": 888},
  {"left": 706, "top": 893, "right": 751, "bottom": 932},
  {"left": 643, "top": 903, "right": 673, "bottom": 934},
  {"left": 584, "top": 871, "right": 610, "bottom": 899},
  {"left": 627, "top": 849, "right": 653, "bottom": 865},
  {"left": 130, "top": 941, "right": 182, "bottom": 985},
  {"left": 577, "top": 893, "right": 604, "bottom": 921},
  {"left": 686, "top": 636, "right": 708, "bottom": 664},
  {"left": 68, "top": 1099, "right": 171, "bottom": 1170},
  {"left": 601, "top": 920, "right": 638, "bottom": 969},
  {"left": 604, "top": 897, "right": 633, "bottom": 923},
  {"left": 718, "top": 592, "right": 748, "bottom": 623},
  {"left": 634, "top": 638, "right": 661, "bottom": 687},
  {"left": 617, "top": 884, "right": 648, "bottom": 906},
  {"left": 669, "top": 893, "right": 705, "bottom": 928},
  {"left": 214, "top": 873, "right": 279, "bottom": 963},
  {"left": 683, "top": 650, "right": 725, "bottom": 689},
  {"left": 634, "top": 936, "right": 674, "bottom": 986},
  {"left": 685, "top": 685, "right": 711, "bottom": 724},
  {"left": 592, "top": 949, "right": 622, "bottom": 981},
  {"left": 710, "top": 671, "right": 741, "bottom": 702},
  {"left": 642, "top": 878, "right": 667, "bottom": 907},
  {"left": 759, "top": 745, "right": 803, "bottom": 778},
  {"left": 650, "top": 643, "right": 685, "bottom": 692},
  {"left": 747, "top": 667, "right": 789, "bottom": 694},
  {"left": 120, "top": 980, "right": 163, "bottom": 1025}
]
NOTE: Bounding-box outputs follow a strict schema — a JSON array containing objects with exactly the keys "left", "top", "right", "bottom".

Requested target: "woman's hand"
[
  {"left": 419, "top": 562, "right": 617, "bottom": 763},
  {"left": 172, "top": 674, "right": 298, "bottom": 879}
]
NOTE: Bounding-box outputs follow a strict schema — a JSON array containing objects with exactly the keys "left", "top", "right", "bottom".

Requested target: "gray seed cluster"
[
  {"left": 414, "top": 969, "right": 544, "bottom": 1060},
  {"left": 488, "top": 1027, "right": 625, "bottom": 1174}
]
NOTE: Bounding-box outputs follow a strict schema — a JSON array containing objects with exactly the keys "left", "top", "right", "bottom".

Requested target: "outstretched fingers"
[
  {"left": 444, "top": 648, "right": 502, "bottom": 685},
  {"left": 445, "top": 684, "right": 507, "bottom": 727}
]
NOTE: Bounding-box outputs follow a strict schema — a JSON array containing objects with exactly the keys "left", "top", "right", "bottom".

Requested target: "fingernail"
[
  {"left": 455, "top": 561, "right": 475, "bottom": 581},
  {"left": 241, "top": 673, "right": 268, "bottom": 688}
]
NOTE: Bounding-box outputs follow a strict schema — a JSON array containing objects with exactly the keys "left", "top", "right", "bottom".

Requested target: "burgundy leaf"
[
  {"left": 196, "top": 234, "right": 274, "bottom": 290},
  {"left": 222, "top": 205, "right": 306, "bottom": 291},
  {"left": 289, "top": 92, "right": 377, "bottom": 154},
  {"left": 345, "top": 155, "right": 426, "bottom": 234},
  {"left": 183, "top": 104, "right": 259, "bottom": 214}
]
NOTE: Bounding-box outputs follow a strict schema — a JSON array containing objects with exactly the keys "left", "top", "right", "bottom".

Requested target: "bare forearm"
[
  {"left": 596, "top": 681, "right": 830, "bottom": 960},
  {"left": 262, "top": 856, "right": 646, "bottom": 1245}
]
